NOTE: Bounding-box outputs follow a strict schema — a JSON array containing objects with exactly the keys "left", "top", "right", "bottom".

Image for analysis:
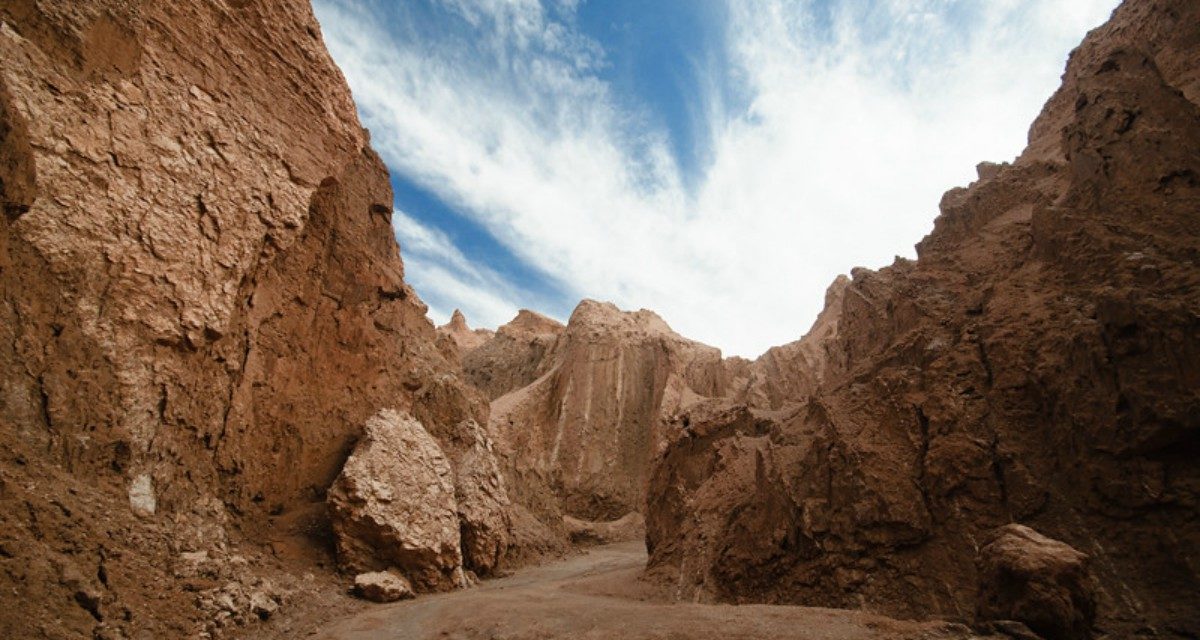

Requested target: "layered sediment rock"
[
  {"left": 645, "top": 1, "right": 1200, "bottom": 637},
  {"left": 0, "top": 1, "right": 518, "bottom": 636},
  {"left": 485, "top": 300, "right": 728, "bottom": 529}
]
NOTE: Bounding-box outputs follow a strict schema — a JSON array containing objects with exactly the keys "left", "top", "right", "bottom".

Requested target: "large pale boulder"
[
  {"left": 353, "top": 571, "right": 415, "bottom": 603},
  {"left": 328, "top": 410, "right": 463, "bottom": 591}
]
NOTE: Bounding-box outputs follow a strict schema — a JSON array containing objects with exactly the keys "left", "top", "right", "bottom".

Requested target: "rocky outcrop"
[
  {"left": 438, "top": 309, "right": 494, "bottom": 355},
  {"left": 328, "top": 410, "right": 464, "bottom": 591},
  {"left": 976, "top": 525, "right": 1097, "bottom": 640},
  {"left": 463, "top": 309, "right": 565, "bottom": 400},
  {"left": 488, "top": 300, "right": 728, "bottom": 530},
  {"left": 0, "top": 0, "right": 520, "bottom": 636},
  {"left": 451, "top": 418, "right": 513, "bottom": 575},
  {"left": 725, "top": 275, "right": 850, "bottom": 410},
  {"left": 645, "top": 1, "right": 1200, "bottom": 637}
]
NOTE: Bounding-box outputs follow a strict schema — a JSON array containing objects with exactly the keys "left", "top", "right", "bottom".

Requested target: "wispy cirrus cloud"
[{"left": 314, "top": 0, "right": 1118, "bottom": 355}]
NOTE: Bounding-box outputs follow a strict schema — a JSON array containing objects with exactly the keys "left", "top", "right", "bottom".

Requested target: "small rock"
[
  {"left": 248, "top": 591, "right": 279, "bottom": 620},
  {"left": 128, "top": 474, "right": 156, "bottom": 517},
  {"left": 353, "top": 571, "right": 414, "bottom": 603}
]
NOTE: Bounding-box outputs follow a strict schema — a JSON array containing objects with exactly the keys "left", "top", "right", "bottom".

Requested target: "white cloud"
[
  {"left": 392, "top": 208, "right": 530, "bottom": 327},
  {"left": 314, "top": 0, "right": 1118, "bottom": 357}
]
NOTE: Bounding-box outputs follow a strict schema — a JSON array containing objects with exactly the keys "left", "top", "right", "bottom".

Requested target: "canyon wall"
[
  {"left": 469, "top": 301, "right": 729, "bottom": 536},
  {"left": 645, "top": 1, "right": 1200, "bottom": 637},
  {"left": 0, "top": 1, "right": 520, "bottom": 637}
]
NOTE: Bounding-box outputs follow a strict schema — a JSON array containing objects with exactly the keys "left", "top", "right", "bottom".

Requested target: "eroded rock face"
[
  {"left": 463, "top": 309, "right": 565, "bottom": 400},
  {"left": 725, "top": 275, "right": 850, "bottom": 410},
  {"left": 563, "top": 512, "right": 645, "bottom": 546},
  {"left": 645, "top": 1, "right": 1200, "bottom": 636},
  {"left": 0, "top": 0, "right": 516, "bottom": 635},
  {"left": 977, "top": 525, "right": 1096, "bottom": 640},
  {"left": 488, "top": 300, "right": 729, "bottom": 528},
  {"left": 438, "top": 309, "right": 495, "bottom": 355},
  {"left": 328, "top": 410, "right": 463, "bottom": 591}
]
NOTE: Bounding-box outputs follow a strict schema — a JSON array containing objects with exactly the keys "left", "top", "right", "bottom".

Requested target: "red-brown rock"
[
  {"left": 0, "top": 1, "right": 520, "bottom": 635},
  {"left": 644, "top": 2, "right": 1200, "bottom": 637},
  {"left": 976, "top": 525, "right": 1097, "bottom": 640},
  {"left": 488, "top": 300, "right": 729, "bottom": 529}
]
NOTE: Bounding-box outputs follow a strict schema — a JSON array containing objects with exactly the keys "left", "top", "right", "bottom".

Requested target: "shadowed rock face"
[
  {"left": 976, "top": 525, "right": 1097, "bottom": 640},
  {"left": 645, "top": 1, "right": 1200, "bottom": 637},
  {"left": 0, "top": 1, "right": 520, "bottom": 636}
]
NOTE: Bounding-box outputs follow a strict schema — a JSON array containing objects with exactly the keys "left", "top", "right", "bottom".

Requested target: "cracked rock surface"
[
  {"left": 644, "top": 1, "right": 1200, "bottom": 637},
  {"left": 0, "top": 1, "right": 528, "bottom": 636}
]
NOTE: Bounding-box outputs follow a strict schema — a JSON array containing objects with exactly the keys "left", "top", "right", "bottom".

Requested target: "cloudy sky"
[{"left": 312, "top": 0, "right": 1118, "bottom": 357}]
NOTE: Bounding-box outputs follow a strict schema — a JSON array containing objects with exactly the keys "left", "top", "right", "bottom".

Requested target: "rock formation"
[
  {"left": 481, "top": 300, "right": 729, "bottom": 535},
  {"left": 976, "top": 525, "right": 1097, "bottom": 640},
  {"left": 644, "top": 1, "right": 1200, "bottom": 637},
  {"left": 725, "top": 275, "right": 850, "bottom": 410},
  {"left": 462, "top": 308, "right": 565, "bottom": 400},
  {"left": 327, "top": 410, "right": 465, "bottom": 591},
  {"left": 0, "top": 1, "right": 525, "bottom": 636},
  {"left": 4, "top": 0, "right": 1197, "bottom": 636},
  {"left": 353, "top": 570, "right": 415, "bottom": 603},
  {"left": 437, "top": 309, "right": 494, "bottom": 355},
  {"left": 563, "top": 512, "right": 646, "bottom": 546}
]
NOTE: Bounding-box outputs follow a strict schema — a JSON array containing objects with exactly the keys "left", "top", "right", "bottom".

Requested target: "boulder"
[
  {"left": 328, "top": 409, "right": 463, "bottom": 591},
  {"left": 977, "top": 525, "right": 1096, "bottom": 640},
  {"left": 353, "top": 571, "right": 415, "bottom": 603}
]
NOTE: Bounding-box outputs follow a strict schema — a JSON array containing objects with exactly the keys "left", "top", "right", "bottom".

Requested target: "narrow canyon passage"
[{"left": 313, "top": 542, "right": 984, "bottom": 640}]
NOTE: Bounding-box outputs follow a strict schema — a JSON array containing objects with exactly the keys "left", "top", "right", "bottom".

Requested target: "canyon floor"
[{"left": 312, "top": 541, "right": 991, "bottom": 640}]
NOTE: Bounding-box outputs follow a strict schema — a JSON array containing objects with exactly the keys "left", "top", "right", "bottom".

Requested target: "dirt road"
[{"left": 311, "top": 541, "right": 987, "bottom": 640}]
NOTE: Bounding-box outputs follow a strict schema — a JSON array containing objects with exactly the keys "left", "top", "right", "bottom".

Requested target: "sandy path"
[{"left": 311, "top": 542, "right": 984, "bottom": 640}]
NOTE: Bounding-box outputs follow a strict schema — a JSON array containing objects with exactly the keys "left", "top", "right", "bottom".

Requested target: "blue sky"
[{"left": 313, "top": 0, "right": 1118, "bottom": 357}]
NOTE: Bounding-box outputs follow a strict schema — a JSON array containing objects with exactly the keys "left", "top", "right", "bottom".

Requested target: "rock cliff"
[
  {"left": 479, "top": 300, "right": 728, "bottom": 535},
  {"left": 4, "top": 0, "right": 1197, "bottom": 637},
  {"left": 644, "top": 1, "right": 1200, "bottom": 637},
  {"left": 462, "top": 308, "right": 565, "bottom": 400},
  {"left": 0, "top": 1, "right": 518, "bottom": 636}
]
